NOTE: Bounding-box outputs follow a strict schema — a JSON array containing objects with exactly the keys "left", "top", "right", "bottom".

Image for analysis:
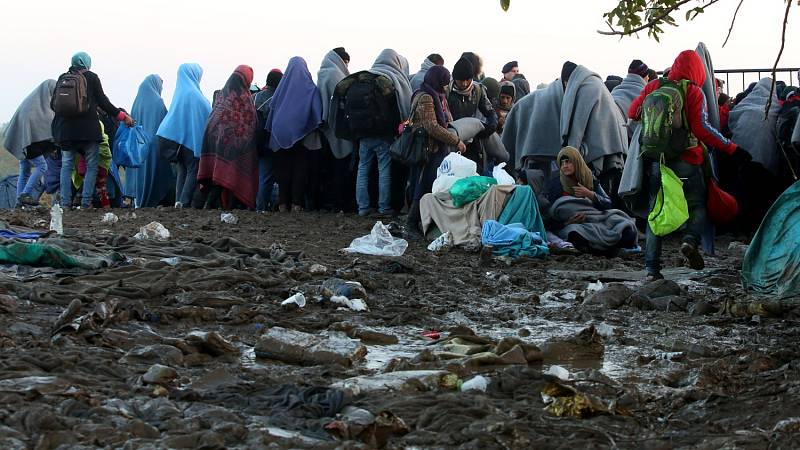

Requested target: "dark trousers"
[
  {"left": 407, "top": 147, "right": 450, "bottom": 229},
  {"left": 274, "top": 145, "right": 309, "bottom": 208},
  {"left": 644, "top": 160, "right": 706, "bottom": 275}
]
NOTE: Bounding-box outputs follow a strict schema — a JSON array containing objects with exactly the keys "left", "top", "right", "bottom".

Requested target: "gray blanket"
[
  {"left": 448, "top": 118, "right": 509, "bottom": 164},
  {"left": 3, "top": 80, "right": 56, "bottom": 160},
  {"left": 317, "top": 50, "right": 355, "bottom": 159},
  {"left": 560, "top": 65, "right": 628, "bottom": 174},
  {"left": 611, "top": 73, "right": 646, "bottom": 132},
  {"left": 618, "top": 124, "right": 650, "bottom": 218},
  {"left": 695, "top": 43, "right": 720, "bottom": 131},
  {"left": 549, "top": 196, "right": 637, "bottom": 250},
  {"left": 502, "top": 80, "right": 564, "bottom": 168},
  {"left": 410, "top": 58, "right": 435, "bottom": 91},
  {"left": 369, "top": 49, "right": 413, "bottom": 120},
  {"left": 729, "top": 78, "right": 781, "bottom": 175}
]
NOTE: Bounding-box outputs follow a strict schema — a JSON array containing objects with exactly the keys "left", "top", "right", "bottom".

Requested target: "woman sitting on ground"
[{"left": 546, "top": 146, "right": 638, "bottom": 256}]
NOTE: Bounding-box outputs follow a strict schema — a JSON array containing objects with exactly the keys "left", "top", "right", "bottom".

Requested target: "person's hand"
[
  {"left": 567, "top": 213, "right": 587, "bottom": 224},
  {"left": 457, "top": 141, "right": 467, "bottom": 153},
  {"left": 123, "top": 113, "right": 136, "bottom": 127},
  {"left": 573, "top": 183, "right": 595, "bottom": 200}
]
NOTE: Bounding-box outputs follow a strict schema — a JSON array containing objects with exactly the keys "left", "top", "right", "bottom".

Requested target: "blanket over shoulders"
[
  {"left": 501, "top": 80, "right": 563, "bottom": 169},
  {"left": 729, "top": 78, "right": 781, "bottom": 174}
]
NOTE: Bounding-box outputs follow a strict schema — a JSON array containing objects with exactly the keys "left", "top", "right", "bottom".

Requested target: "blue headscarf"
[
  {"left": 156, "top": 63, "right": 211, "bottom": 157},
  {"left": 71, "top": 52, "right": 92, "bottom": 70},
  {"left": 129, "top": 74, "right": 172, "bottom": 207},
  {"left": 265, "top": 57, "right": 322, "bottom": 150}
]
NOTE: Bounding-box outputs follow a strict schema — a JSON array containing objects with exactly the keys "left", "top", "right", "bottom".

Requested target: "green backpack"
[{"left": 639, "top": 78, "right": 694, "bottom": 160}]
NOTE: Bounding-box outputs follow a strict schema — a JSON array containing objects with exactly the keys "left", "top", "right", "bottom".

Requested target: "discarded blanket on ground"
[
  {"left": 741, "top": 181, "right": 800, "bottom": 298},
  {"left": 481, "top": 221, "right": 547, "bottom": 258},
  {"left": 0, "top": 242, "right": 118, "bottom": 270},
  {"left": 421, "top": 185, "right": 515, "bottom": 246},
  {"left": 729, "top": 78, "right": 781, "bottom": 175},
  {"left": 549, "top": 196, "right": 637, "bottom": 251}
]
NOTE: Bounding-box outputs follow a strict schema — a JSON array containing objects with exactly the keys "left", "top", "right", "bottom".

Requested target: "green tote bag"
[{"left": 648, "top": 159, "right": 689, "bottom": 236}]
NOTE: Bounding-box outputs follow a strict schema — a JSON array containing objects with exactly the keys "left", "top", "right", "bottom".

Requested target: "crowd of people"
[{"left": 4, "top": 46, "right": 800, "bottom": 281}]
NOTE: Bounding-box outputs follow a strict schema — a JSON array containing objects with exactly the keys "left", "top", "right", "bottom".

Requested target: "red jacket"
[{"left": 629, "top": 50, "right": 737, "bottom": 165}]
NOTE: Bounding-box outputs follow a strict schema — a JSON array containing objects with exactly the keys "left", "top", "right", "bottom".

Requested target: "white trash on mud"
[
  {"left": 343, "top": 222, "right": 407, "bottom": 257},
  {"left": 134, "top": 222, "right": 170, "bottom": 241}
]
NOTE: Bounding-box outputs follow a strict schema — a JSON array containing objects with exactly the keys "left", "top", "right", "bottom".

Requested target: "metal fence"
[{"left": 714, "top": 68, "right": 799, "bottom": 96}]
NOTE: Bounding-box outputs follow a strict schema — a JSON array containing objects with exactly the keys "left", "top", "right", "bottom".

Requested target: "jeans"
[
  {"left": 356, "top": 137, "right": 393, "bottom": 214},
  {"left": 174, "top": 148, "right": 199, "bottom": 206},
  {"left": 60, "top": 141, "right": 99, "bottom": 207},
  {"left": 17, "top": 156, "right": 48, "bottom": 199},
  {"left": 644, "top": 160, "right": 707, "bottom": 274},
  {"left": 256, "top": 153, "right": 276, "bottom": 212}
]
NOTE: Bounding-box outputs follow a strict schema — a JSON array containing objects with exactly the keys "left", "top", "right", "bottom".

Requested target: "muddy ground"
[{"left": 0, "top": 207, "right": 799, "bottom": 450}]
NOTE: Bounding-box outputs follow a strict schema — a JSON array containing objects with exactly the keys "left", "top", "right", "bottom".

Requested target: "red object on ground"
[{"left": 422, "top": 330, "right": 440, "bottom": 340}]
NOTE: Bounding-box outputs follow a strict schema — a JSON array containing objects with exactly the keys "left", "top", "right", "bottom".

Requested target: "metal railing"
[{"left": 715, "top": 68, "right": 799, "bottom": 96}]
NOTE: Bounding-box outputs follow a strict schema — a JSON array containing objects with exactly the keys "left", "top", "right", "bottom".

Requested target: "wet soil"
[{"left": 1, "top": 207, "right": 799, "bottom": 449}]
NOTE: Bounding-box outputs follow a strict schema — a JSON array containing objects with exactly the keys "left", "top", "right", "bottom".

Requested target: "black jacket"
[
  {"left": 447, "top": 83, "right": 498, "bottom": 135},
  {"left": 51, "top": 67, "right": 122, "bottom": 144}
]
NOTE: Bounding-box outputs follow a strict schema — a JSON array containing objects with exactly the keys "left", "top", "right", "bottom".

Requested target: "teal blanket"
[{"left": 741, "top": 181, "right": 800, "bottom": 298}]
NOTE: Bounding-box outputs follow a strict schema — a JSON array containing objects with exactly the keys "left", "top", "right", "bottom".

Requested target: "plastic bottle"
[{"left": 50, "top": 203, "right": 63, "bottom": 235}]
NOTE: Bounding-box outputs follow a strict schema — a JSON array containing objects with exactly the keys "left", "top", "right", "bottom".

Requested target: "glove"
[{"left": 730, "top": 146, "right": 753, "bottom": 165}]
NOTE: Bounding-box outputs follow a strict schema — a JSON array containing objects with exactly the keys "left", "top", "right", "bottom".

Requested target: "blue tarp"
[{"left": 741, "top": 181, "right": 800, "bottom": 298}]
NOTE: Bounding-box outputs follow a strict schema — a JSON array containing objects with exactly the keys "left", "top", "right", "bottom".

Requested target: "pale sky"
[{"left": 1, "top": 0, "right": 797, "bottom": 121}]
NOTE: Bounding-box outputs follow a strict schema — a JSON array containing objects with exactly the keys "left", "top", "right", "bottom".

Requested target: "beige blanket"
[{"left": 421, "top": 185, "right": 515, "bottom": 246}]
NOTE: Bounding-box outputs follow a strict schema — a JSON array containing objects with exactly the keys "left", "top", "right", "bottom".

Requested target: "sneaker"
[
  {"left": 174, "top": 201, "right": 183, "bottom": 209},
  {"left": 644, "top": 272, "right": 664, "bottom": 283},
  {"left": 18, "top": 193, "right": 39, "bottom": 206},
  {"left": 680, "top": 242, "right": 705, "bottom": 270},
  {"left": 358, "top": 208, "right": 375, "bottom": 217}
]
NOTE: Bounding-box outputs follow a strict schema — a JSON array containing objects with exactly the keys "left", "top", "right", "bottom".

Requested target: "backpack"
[
  {"left": 338, "top": 71, "right": 398, "bottom": 140},
  {"left": 639, "top": 78, "right": 694, "bottom": 160},
  {"left": 52, "top": 69, "right": 89, "bottom": 117}
]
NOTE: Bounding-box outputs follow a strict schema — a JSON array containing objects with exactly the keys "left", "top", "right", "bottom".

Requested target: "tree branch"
[
  {"left": 598, "top": 0, "right": 723, "bottom": 36},
  {"left": 722, "top": 0, "right": 746, "bottom": 47},
  {"left": 765, "top": 0, "right": 792, "bottom": 118}
]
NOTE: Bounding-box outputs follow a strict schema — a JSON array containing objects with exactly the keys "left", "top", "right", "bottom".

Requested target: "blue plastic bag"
[{"left": 113, "top": 125, "right": 150, "bottom": 168}]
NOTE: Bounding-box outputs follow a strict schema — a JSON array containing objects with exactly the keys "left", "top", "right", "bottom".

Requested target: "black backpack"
[
  {"left": 336, "top": 71, "right": 398, "bottom": 140},
  {"left": 52, "top": 69, "right": 89, "bottom": 117}
]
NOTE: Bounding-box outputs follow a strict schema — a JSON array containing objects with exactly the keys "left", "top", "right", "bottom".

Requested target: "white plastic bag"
[
  {"left": 281, "top": 293, "right": 306, "bottom": 308},
  {"left": 460, "top": 375, "right": 488, "bottom": 392},
  {"left": 432, "top": 153, "right": 478, "bottom": 194},
  {"left": 427, "top": 231, "right": 454, "bottom": 252},
  {"left": 343, "top": 222, "right": 408, "bottom": 257},
  {"left": 101, "top": 212, "right": 119, "bottom": 224},
  {"left": 134, "top": 222, "right": 170, "bottom": 241},
  {"left": 492, "top": 163, "right": 515, "bottom": 186},
  {"left": 220, "top": 213, "right": 238, "bottom": 224}
]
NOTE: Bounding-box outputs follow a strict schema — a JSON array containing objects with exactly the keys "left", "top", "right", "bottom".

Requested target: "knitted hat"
[
  {"left": 333, "top": 47, "right": 350, "bottom": 63},
  {"left": 452, "top": 57, "right": 474, "bottom": 81},
  {"left": 628, "top": 59, "right": 649, "bottom": 77},
  {"left": 500, "top": 82, "right": 515, "bottom": 98},
  {"left": 561, "top": 61, "right": 577, "bottom": 84},
  {"left": 646, "top": 69, "right": 658, "bottom": 81},
  {"left": 502, "top": 61, "right": 518, "bottom": 74},
  {"left": 266, "top": 69, "right": 283, "bottom": 88}
]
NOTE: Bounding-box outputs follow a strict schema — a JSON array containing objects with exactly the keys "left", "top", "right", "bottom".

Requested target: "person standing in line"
[{"left": 52, "top": 52, "right": 134, "bottom": 208}]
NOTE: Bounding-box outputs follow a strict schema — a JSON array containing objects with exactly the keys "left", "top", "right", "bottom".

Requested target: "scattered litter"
[
  {"left": 309, "top": 264, "right": 328, "bottom": 275},
  {"left": 49, "top": 203, "right": 63, "bottom": 235},
  {"left": 160, "top": 257, "right": 181, "bottom": 266},
  {"left": 343, "top": 222, "right": 408, "bottom": 257},
  {"left": 281, "top": 293, "right": 306, "bottom": 308},
  {"left": 220, "top": 213, "right": 238, "bottom": 224},
  {"left": 422, "top": 330, "right": 440, "bottom": 340},
  {"left": 541, "top": 382, "right": 629, "bottom": 418},
  {"left": 585, "top": 280, "right": 604, "bottom": 294},
  {"left": 773, "top": 417, "right": 800, "bottom": 433},
  {"left": 460, "top": 375, "right": 488, "bottom": 392},
  {"left": 595, "top": 323, "right": 614, "bottom": 338},
  {"left": 545, "top": 365, "right": 571, "bottom": 381},
  {"left": 134, "top": 222, "right": 170, "bottom": 241},
  {"left": 427, "top": 231, "right": 454, "bottom": 252},
  {"left": 323, "top": 278, "right": 368, "bottom": 300},
  {"left": 101, "top": 212, "right": 119, "bottom": 224},
  {"left": 330, "top": 295, "right": 368, "bottom": 312}
]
